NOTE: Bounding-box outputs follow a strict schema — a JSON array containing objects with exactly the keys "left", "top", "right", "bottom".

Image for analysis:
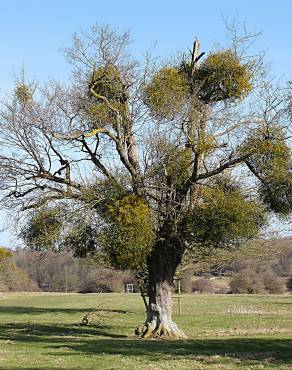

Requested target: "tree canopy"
[{"left": 0, "top": 23, "right": 291, "bottom": 338}]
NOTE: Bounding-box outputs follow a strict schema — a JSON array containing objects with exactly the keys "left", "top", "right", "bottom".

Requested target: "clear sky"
[{"left": 0, "top": 0, "right": 291, "bottom": 247}]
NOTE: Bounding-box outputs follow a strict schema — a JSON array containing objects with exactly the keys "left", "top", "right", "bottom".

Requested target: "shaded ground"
[{"left": 0, "top": 293, "right": 291, "bottom": 369}]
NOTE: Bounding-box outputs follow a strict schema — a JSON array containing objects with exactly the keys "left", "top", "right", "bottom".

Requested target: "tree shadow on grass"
[
  {"left": 56, "top": 337, "right": 292, "bottom": 368},
  {"left": 0, "top": 306, "right": 132, "bottom": 315},
  {"left": 0, "top": 317, "right": 292, "bottom": 369},
  {"left": 0, "top": 321, "right": 127, "bottom": 343},
  {"left": 0, "top": 320, "right": 292, "bottom": 367},
  {"left": 67, "top": 336, "right": 292, "bottom": 358},
  {"left": 0, "top": 368, "right": 64, "bottom": 370},
  {"left": 0, "top": 336, "right": 291, "bottom": 369}
]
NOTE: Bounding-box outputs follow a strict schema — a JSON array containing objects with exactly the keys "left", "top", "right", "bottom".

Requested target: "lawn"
[{"left": 0, "top": 292, "right": 291, "bottom": 369}]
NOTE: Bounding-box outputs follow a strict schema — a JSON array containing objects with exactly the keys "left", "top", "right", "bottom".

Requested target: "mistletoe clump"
[
  {"left": 144, "top": 67, "right": 188, "bottom": 119},
  {"left": 244, "top": 126, "right": 292, "bottom": 215},
  {"left": 101, "top": 195, "right": 155, "bottom": 270},
  {"left": 87, "top": 65, "right": 127, "bottom": 127},
  {"left": 186, "top": 177, "right": 267, "bottom": 247},
  {"left": 194, "top": 50, "right": 252, "bottom": 103},
  {"left": 20, "top": 207, "right": 62, "bottom": 251},
  {"left": 144, "top": 50, "right": 252, "bottom": 121},
  {"left": 15, "top": 84, "right": 33, "bottom": 104}
]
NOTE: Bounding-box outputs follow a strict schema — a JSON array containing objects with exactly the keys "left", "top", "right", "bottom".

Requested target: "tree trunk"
[
  {"left": 141, "top": 280, "right": 186, "bottom": 339},
  {"left": 137, "top": 237, "right": 187, "bottom": 339}
]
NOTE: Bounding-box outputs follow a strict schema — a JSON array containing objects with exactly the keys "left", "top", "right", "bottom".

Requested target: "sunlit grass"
[{"left": 0, "top": 292, "right": 291, "bottom": 369}]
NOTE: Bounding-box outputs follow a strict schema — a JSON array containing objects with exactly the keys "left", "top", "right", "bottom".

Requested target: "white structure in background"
[{"left": 124, "top": 283, "right": 134, "bottom": 293}]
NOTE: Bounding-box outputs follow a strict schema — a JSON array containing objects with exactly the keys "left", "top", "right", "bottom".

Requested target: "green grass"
[{"left": 0, "top": 293, "right": 291, "bottom": 369}]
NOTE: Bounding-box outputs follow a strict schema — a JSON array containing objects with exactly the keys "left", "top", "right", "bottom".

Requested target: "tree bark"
[{"left": 137, "top": 237, "right": 187, "bottom": 339}]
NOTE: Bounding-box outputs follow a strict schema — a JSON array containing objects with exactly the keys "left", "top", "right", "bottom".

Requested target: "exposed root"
[{"left": 135, "top": 322, "right": 187, "bottom": 339}]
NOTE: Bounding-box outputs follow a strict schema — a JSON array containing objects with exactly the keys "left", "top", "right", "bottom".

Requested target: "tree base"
[{"left": 135, "top": 321, "right": 187, "bottom": 339}]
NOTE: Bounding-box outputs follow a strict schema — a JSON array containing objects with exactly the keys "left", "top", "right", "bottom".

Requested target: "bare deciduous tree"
[{"left": 0, "top": 24, "right": 291, "bottom": 338}]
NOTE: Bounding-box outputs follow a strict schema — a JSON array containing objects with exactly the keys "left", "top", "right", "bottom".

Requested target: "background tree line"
[
  {"left": 1, "top": 237, "right": 291, "bottom": 294},
  {"left": 0, "top": 247, "right": 137, "bottom": 293}
]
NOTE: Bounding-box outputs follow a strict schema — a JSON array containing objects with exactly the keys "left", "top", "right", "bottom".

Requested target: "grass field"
[{"left": 0, "top": 292, "right": 291, "bottom": 369}]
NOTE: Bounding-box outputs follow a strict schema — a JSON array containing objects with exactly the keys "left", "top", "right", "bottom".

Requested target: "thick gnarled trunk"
[
  {"left": 142, "top": 280, "right": 186, "bottom": 338},
  {"left": 137, "top": 237, "right": 187, "bottom": 339}
]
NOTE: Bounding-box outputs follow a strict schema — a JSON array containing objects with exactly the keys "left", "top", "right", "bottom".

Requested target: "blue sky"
[{"left": 0, "top": 0, "right": 291, "bottom": 246}]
